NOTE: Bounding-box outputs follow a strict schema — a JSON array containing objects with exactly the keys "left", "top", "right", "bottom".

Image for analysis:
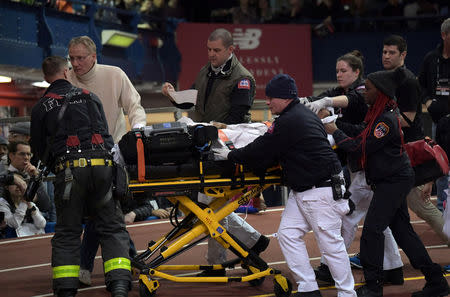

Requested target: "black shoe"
[
  {"left": 57, "top": 289, "right": 77, "bottom": 297},
  {"left": 383, "top": 267, "right": 404, "bottom": 285},
  {"left": 196, "top": 268, "right": 226, "bottom": 277},
  {"left": 411, "top": 276, "right": 450, "bottom": 297},
  {"left": 110, "top": 280, "right": 130, "bottom": 297},
  {"left": 251, "top": 235, "right": 270, "bottom": 255},
  {"left": 355, "top": 285, "right": 383, "bottom": 297},
  {"left": 292, "top": 290, "right": 323, "bottom": 297},
  {"left": 314, "top": 263, "right": 334, "bottom": 285}
]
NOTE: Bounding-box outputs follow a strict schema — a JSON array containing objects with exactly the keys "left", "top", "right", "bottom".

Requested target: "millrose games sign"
[{"left": 176, "top": 23, "right": 313, "bottom": 100}]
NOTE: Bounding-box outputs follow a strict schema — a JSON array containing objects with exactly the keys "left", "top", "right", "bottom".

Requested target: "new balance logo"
[{"left": 233, "top": 28, "right": 262, "bottom": 50}]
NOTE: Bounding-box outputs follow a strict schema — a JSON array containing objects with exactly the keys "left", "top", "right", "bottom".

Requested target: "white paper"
[
  {"left": 321, "top": 114, "right": 338, "bottom": 124},
  {"left": 168, "top": 89, "right": 198, "bottom": 105}
]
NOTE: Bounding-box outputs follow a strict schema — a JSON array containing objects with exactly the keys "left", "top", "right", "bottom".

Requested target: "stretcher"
[{"left": 127, "top": 160, "right": 293, "bottom": 297}]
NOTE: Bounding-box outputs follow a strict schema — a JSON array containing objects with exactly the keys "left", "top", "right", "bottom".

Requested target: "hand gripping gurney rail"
[{"left": 119, "top": 121, "right": 293, "bottom": 297}]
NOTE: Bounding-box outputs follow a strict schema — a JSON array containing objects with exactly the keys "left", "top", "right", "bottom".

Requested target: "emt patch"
[
  {"left": 374, "top": 122, "right": 389, "bottom": 138},
  {"left": 238, "top": 79, "right": 251, "bottom": 90}
]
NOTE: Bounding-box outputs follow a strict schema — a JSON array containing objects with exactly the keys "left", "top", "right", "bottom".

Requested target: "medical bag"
[{"left": 118, "top": 122, "right": 218, "bottom": 180}]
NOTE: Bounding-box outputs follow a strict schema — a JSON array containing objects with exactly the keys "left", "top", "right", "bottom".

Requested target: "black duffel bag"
[{"left": 118, "top": 122, "right": 218, "bottom": 166}]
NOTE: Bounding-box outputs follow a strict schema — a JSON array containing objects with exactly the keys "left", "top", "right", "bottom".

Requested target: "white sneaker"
[{"left": 79, "top": 269, "right": 92, "bottom": 286}]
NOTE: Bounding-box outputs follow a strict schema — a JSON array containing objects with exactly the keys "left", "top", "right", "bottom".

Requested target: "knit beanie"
[
  {"left": 10, "top": 121, "right": 30, "bottom": 136},
  {"left": 367, "top": 68, "right": 406, "bottom": 100},
  {"left": 265, "top": 74, "right": 298, "bottom": 99}
]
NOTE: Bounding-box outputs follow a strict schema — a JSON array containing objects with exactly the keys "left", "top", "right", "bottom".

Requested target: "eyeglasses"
[
  {"left": 68, "top": 54, "right": 92, "bottom": 63},
  {"left": 15, "top": 151, "right": 32, "bottom": 157}
]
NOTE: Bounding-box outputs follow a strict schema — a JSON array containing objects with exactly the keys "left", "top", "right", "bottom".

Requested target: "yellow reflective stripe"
[
  {"left": 52, "top": 265, "right": 80, "bottom": 279},
  {"left": 104, "top": 257, "right": 131, "bottom": 273}
]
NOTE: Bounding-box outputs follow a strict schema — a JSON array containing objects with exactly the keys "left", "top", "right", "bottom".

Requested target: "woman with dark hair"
[
  {"left": 324, "top": 69, "right": 449, "bottom": 297},
  {"left": 0, "top": 174, "right": 46, "bottom": 237},
  {"left": 310, "top": 51, "right": 404, "bottom": 289},
  {"left": 305, "top": 50, "right": 367, "bottom": 125}
]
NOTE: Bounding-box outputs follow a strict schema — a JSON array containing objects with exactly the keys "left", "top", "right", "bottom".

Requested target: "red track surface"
[{"left": 0, "top": 206, "right": 448, "bottom": 297}]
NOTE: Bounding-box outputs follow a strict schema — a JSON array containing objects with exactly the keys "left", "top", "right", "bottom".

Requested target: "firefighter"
[{"left": 30, "top": 56, "right": 131, "bottom": 297}]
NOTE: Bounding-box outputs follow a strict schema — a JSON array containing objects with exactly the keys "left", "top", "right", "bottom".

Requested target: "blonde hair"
[{"left": 68, "top": 36, "right": 97, "bottom": 54}]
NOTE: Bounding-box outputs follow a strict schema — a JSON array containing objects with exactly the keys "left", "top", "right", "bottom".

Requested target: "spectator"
[
  {"left": 7, "top": 141, "right": 50, "bottom": 213},
  {"left": 0, "top": 172, "right": 27, "bottom": 238},
  {"left": 258, "top": 0, "right": 273, "bottom": 23},
  {"left": 0, "top": 136, "right": 7, "bottom": 166},
  {"left": 232, "top": 0, "right": 260, "bottom": 24},
  {"left": 116, "top": 0, "right": 140, "bottom": 26},
  {"left": 8, "top": 121, "right": 31, "bottom": 143},
  {"left": 381, "top": 0, "right": 405, "bottom": 30},
  {"left": 0, "top": 174, "right": 46, "bottom": 237},
  {"left": 272, "top": 0, "right": 314, "bottom": 23}
]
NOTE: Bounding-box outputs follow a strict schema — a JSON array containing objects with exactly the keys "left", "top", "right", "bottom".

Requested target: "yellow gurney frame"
[{"left": 128, "top": 166, "right": 293, "bottom": 297}]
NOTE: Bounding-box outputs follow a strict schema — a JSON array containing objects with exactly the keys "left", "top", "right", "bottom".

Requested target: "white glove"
[
  {"left": 212, "top": 147, "right": 230, "bottom": 160},
  {"left": 111, "top": 143, "right": 125, "bottom": 165},
  {"left": 305, "top": 97, "right": 333, "bottom": 114},
  {"left": 298, "top": 97, "right": 309, "bottom": 104}
]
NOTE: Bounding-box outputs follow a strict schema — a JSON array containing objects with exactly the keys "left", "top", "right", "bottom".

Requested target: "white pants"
[
  {"left": 278, "top": 187, "right": 356, "bottom": 297},
  {"left": 198, "top": 193, "right": 261, "bottom": 264},
  {"left": 342, "top": 171, "right": 403, "bottom": 270}
]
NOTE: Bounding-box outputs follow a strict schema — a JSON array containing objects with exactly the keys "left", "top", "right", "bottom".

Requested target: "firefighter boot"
[{"left": 110, "top": 280, "right": 130, "bottom": 297}]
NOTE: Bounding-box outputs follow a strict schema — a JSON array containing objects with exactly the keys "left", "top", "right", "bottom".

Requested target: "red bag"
[{"left": 404, "top": 139, "right": 449, "bottom": 186}]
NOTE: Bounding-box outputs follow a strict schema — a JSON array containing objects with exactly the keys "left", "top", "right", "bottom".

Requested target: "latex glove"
[
  {"left": 111, "top": 144, "right": 125, "bottom": 165},
  {"left": 305, "top": 97, "right": 333, "bottom": 114},
  {"left": 212, "top": 147, "right": 230, "bottom": 160},
  {"left": 298, "top": 97, "right": 309, "bottom": 105},
  {"left": 124, "top": 211, "right": 136, "bottom": 224}
]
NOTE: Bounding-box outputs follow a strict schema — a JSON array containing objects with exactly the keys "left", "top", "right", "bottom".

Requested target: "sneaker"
[
  {"left": 444, "top": 265, "right": 450, "bottom": 273},
  {"left": 79, "top": 269, "right": 92, "bottom": 286},
  {"left": 350, "top": 253, "right": 363, "bottom": 269},
  {"left": 314, "top": 263, "right": 334, "bottom": 285},
  {"left": 355, "top": 285, "right": 383, "bottom": 297},
  {"left": 251, "top": 235, "right": 270, "bottom": 255},
  {"left": 196, "top": 268, "right": 226, "bottom": 277},
  {"left": 292, "top": 290, "right": 323, "bottom": 297},
  {"left": 383, "top": 267, "right": 404, "bottom": 285}
]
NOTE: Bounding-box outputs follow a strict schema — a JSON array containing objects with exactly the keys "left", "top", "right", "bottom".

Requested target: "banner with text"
[{"left": 176, "top": 23, "right": 313, "bottom": 100}]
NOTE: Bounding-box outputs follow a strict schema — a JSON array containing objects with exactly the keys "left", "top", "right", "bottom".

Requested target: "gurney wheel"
[
  {"left": 139, "top": 279, "right": 156, "bottom": 297},
  {"left": 273, "top": 275, "right": 292, "bottom": 297}
]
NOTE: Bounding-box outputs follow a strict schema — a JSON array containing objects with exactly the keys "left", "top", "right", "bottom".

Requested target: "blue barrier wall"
[{"left": 0, "top": 1, "right": 444, "bottom": 85}]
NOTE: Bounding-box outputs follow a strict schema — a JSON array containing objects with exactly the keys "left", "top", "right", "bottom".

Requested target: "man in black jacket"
[
  {"left": 220, "top": 74, "right": 356, "bottom": 297},
  {"left": 30, "top": 56, "right": 131, "bottom": 297}
]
